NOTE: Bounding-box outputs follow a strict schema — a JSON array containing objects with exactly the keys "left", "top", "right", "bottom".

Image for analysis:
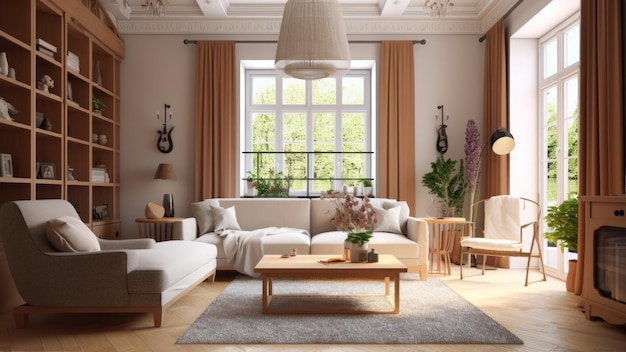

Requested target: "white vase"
[
  {"left": 0, "top": 52, "right": 8, "bottom": 76},
  {"left": 350, "top": 242, "right": 368, "bottom": 263}
]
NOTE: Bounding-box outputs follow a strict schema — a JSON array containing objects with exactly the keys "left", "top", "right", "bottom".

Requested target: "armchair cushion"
[
  {"left": 191, "top": 199, "right": 220, "bottom": 234},
  {"left": 46, "top": 216, "right": 100, "bottom": 252},
  {"left": 460, "top": 237, "right": 524, "bottom": 251}
]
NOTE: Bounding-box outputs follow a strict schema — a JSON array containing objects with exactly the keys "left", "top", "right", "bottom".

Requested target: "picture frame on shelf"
[
  {"left": 38, "top": 162, "right": 56, "bottom": 179},
  {"left": 1, "top": 153, "right": 13, "bottom": 177},
  {"left": 93, "top": 204, "right": 109, "bottom": 220}
]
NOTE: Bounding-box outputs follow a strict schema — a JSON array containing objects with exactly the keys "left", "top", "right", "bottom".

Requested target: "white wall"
[{"left": 119, "top": 34, "right": 486, "bottom": 236}]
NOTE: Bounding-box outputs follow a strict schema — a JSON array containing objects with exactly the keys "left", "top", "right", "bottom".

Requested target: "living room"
[{"left": 1, "top": 0, "right": 625, "bottom": 350}]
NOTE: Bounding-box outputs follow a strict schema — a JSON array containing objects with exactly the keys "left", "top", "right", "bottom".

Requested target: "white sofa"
[{"left": 174, "top": 197, "right": 429, "bottom": 280}]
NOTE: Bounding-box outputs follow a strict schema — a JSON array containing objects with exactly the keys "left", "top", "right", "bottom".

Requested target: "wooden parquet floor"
[{"left": 1, "top": 265, "right": 625, "bottom": 352}]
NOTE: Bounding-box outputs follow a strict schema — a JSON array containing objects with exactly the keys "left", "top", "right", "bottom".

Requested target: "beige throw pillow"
[
  {"left": 191, "top": 199, "right": 220, "bottom": 234},
  {"left": 46, "top": 216, "right": 101, "bottom": 252},
  {"left": 211, "top": 205, "right": 241, "bottom": 232},
  {"left": 373, "top": 205, "right": 402, "bottom": 234}
]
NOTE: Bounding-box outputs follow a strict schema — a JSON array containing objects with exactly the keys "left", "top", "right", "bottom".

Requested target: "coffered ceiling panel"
[{"left": 102, "top": 0, "right": 519, "bottom": 35}]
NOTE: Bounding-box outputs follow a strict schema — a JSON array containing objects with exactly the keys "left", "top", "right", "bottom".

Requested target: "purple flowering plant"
[{"left": 464, "top": 119, "right": 482, "bottom": 221}]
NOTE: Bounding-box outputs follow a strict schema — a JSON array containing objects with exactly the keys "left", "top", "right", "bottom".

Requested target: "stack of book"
[
  {"left": 36, "top": 38, "right": 57, "bottom": 59},
  {"left": 92, "top": 166, "right": 107, "bottom": 183},
  {"left": 67, "top": 51, "right": 80, "bottom": 73}
]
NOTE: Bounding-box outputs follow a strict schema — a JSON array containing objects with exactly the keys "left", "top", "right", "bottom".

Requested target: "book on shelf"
[
  {"left": 37, "top": 46, "right": 55, "bottom": 58},
  {"left": 36, "top": 38, "right": 57, "bottom": 53}
]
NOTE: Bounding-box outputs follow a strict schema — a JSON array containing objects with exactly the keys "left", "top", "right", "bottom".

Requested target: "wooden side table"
[
  {"left": 135, "top": 218, "right": 183, "bottom": 242},
  {"left": 420, "top": 217, "right": 472, "bottom": 275}
]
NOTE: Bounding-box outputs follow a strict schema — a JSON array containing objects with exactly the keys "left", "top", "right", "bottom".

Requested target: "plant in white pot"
[
  {"left": 544, "top": 196, "right": 578, "bottom": 292},
  {"left": 322, "top": 192, "right": 377, "bottom": 262}
]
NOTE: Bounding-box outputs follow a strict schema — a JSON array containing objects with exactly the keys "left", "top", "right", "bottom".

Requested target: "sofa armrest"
[
  {"left": 407, "top": 217, "right": 429, "bottom": 268},
  {"left": 99, "top": 238, "right": 155, "bottom": 250},
  {"left": 172, "top": 217, "right": 198, "bottom": 241}
]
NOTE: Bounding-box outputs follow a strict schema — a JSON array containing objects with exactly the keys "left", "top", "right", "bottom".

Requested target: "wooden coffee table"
[{"left": 254, "top": 254, "right": 407, "bottom": 314}]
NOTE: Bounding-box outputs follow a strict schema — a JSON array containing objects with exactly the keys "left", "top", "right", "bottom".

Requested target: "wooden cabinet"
[{"left": 0, "top": 0, "right": 124, "bottom": 237}]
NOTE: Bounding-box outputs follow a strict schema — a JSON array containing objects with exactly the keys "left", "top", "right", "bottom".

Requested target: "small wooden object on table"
[
  {"left": 420, "top": 217, "right": 472, "bottom": 276},
  {"left": 254, "top": 254, "right": 407, "bottom": 314},
  {"left": 135, "top": 218, "right": 183, "bottom": 242}
]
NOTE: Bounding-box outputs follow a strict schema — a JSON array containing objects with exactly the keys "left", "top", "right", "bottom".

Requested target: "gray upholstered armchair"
[{"left": 0, "top": 199, "right": 218, "bottom": 327}]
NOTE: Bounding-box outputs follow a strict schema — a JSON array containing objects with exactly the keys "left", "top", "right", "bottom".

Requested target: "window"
[
  {"left": 243, "top": 68, "right": 373, "bottom": 197},
  {"left": 539, "top": 16, "right": 579, "bottom": 279}
]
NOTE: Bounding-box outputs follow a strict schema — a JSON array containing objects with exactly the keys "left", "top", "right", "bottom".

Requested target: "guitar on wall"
[{"left": 157, "top": 103, "right": 174, "bottom": 154}]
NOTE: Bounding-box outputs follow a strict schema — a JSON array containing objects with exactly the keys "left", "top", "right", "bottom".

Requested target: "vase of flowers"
[{"left": 321, "top": 191, "right": 377, "bottom": 262}]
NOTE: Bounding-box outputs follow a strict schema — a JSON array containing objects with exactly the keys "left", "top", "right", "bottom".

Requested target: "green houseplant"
[
  {"left": 421, "top": 153, "right": 466, "bottom": 217},
  {"left": 544, "top": 197, "right": 578, "bottom": 291},
  {"left": 544, "top": 197, "right": 578, "bottom": 253},
  {"left": 92, "top": 96, "right": 106, "bottom": 113}
]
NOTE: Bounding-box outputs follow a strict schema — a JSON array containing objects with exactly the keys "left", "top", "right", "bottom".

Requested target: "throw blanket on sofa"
[{"left": 219, "top": 227, "right": 308, "bottom": 277}]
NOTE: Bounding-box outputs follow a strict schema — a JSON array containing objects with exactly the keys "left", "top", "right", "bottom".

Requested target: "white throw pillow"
[
  {"left": 211, "top": 205, "right": 241, "bottom": 232},
  {"left": 373, "top": 205, "right": 402, "bottom": 234},
  {"left": 191, "top": 199, "right": 220, "bottom": 234},
  {"left": 383, "top": 200, "right": 410, "bottom": 234},
  {"left": 46, "top": 216, "right": 101, "bottom": 252}
]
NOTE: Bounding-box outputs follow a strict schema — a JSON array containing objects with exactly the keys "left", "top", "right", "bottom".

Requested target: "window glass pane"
[
  {"left": 284, "top": 112, "right": 306, "bottom": 191},
  {"left": 283, "top": 78, "right": 305, "bottom": 105},
  {"left": 543, "top": 86, "right": 557, "bottom": 125},
  {"left": 252, "top": 112, "right": 275, "bottom": 178},
  {"left": 564, "top": 76, "right": 578, "bottom": 119},
  {"left": 342, "top": 113, "right": 365, "bottom": 181},
  {"left": 566, "top": 117, "right": 578, "bottom": 158},
  {"left": 543, "top": 39, "right": 557, "bottom": 78},
  {"left": 313, "top": 78, "right": 336, "bottom": 105},
  {"left": 546, "top": 161, "right": 557, "bottom": 204},
  {"left": 564, "top": 24, "right": 580, "bottom": 68},
  {"left": 313, "top": 112, "right": 335, "bottom": 191},
  {"left": 252, "top": 77, "right": 275, "bottom": 104},
  {"left": 566, "top": 158, "right": 578, "bottom": 197},
  {"left": 342, "top": 76, "right": 364, "bottom": 105}
]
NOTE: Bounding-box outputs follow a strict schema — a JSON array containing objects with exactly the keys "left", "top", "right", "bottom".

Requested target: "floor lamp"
[{"left": 154, "top": 163, "right": 177, "bottom": 217}]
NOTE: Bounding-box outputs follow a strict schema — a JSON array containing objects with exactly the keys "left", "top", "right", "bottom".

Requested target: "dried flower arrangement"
[{"left": 321, "top": 191, "right": 377, "bottom": 245}]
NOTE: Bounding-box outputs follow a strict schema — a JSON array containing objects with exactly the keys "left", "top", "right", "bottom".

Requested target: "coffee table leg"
[
  {"left": 262, "top": 275, "right": 270, "bottom": 313},
  {"left": 394, "top": 273, "right": 400, "bottom": 313}
]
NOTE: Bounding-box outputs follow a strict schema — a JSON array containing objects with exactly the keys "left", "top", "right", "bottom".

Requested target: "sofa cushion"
[
  {"left": 45, "top": 216, "right": 101, "bottom": 252},
  {"left": 127, "top": 240, "right": 217, "bottom": 294},
  {"left": 211, "top": 205, "right": 241, "bottom": 231},
  {"left": 372, "top": 205, "right": 402, "bottom": 234},
  {"left": 311, "top": 230, "right": 418, "bottom": 259},
  {"left": 195, "top": 229, "right": 310, "bottom": 261},
  {"left": 191, "top": 199, "right": 220, "bottom": 234}
]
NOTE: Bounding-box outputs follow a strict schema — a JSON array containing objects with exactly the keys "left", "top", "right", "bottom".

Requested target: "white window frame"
[
  {"left": 538, "top": 13, "right": 580, "bottom": 280},
  {"left": 242, "top": 67, "right": 374, "bottom": 197}
]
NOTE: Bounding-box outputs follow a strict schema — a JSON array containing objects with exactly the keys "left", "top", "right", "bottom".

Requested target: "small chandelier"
[
  {"left": 424, "top": 0, "right": 454, "bottom": 18},
  {"left": 275, "top": 0, "right": 351, "bottom": 80},
  {"left": 143, "top": 0, "right": 168, "bottom": 16}
]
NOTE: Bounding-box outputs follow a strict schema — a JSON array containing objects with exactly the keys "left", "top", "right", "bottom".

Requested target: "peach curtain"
[
  {"left": 576, "top": 0, "right": 624, "bottom": 295},
  {"left": 482, "top": 19, "right": 509, "bottom": 268},
  {"left": 482, "top": 19, "right": 509, "bottom": 198},
  {"left": 194, "top": 41, "right": 237, "bottom": 200},
  {"left": 379, "top": 41, "right": 416, "bottom": 215}
]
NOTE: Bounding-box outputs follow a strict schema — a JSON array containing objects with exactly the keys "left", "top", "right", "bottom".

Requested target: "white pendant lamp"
[{"left": 275, "top": 0, "right": 351, "bottom": 80}]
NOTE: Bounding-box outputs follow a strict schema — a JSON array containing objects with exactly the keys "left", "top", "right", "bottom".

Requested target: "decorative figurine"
[{"left": 37, "top": 74, "right": 54, "bottom": 93}]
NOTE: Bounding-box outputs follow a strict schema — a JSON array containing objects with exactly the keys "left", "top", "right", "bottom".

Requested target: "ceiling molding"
[{"left": 117, "top": 18, "right": 485, "bottom": 35}]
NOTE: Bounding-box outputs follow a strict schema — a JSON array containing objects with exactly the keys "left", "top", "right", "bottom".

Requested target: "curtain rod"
[
  {"left": 183, "top": 39, "right": 426, "bottom": 45},
  {"left": 478, "top": 0, "right": 525, "bottom": 42}
]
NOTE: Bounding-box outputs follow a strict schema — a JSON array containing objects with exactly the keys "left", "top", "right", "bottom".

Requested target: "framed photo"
[
  {"left": 93, "top": 204, "right": 109, "bottom": 220},
  {"left": 38, "top": 162, "right": 56, "bottom": 179},
  {"left": 1, "top": 153, "right": 13, "bottom": 177}
]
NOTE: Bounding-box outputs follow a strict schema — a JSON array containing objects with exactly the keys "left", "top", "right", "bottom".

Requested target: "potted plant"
[
  {"left": 421, "top": 153, "right": 466, "bottom": 217},
  {"left": 544, "top": 197, "right": 578, "bottom": 291},
  {"left": 362, "top": 178, "right": 373, "bottom": 197},
  {"left": 92, "top": 96, "right": 105, "bottom": 113}
]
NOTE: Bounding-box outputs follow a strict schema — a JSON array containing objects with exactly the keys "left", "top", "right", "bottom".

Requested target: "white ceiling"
[{"left": 101, "top": 0, "right": 520, "bottom": 35}]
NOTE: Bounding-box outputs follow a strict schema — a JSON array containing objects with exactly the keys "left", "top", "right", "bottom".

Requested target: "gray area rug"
[{"left": 177, "top": 274, "right": 523, "bottom": 344}]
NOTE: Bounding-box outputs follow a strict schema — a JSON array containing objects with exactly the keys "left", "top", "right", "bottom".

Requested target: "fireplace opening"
[{"left": 594, "top": 226, "right": 626, "bottom": 304}]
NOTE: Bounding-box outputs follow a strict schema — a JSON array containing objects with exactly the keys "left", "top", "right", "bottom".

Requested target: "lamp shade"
[
  {"left": 490, "top": 129, "right": 515, "bottom": 155},
  {"left": 275, "top": 0, "right": 351, "bottom": 80},
  {"left": 154, "top": 163, "right": 177, "bottom": 180}
]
